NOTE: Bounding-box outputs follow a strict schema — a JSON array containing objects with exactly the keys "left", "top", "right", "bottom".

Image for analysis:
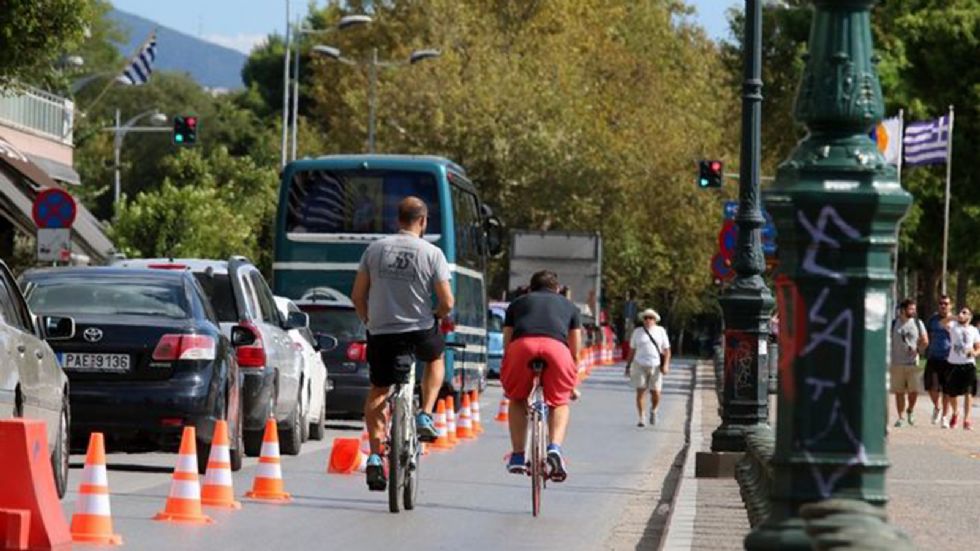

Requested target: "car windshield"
[
  {"left": 28, "top": 278, "right": 189, "bottom": 318},
  {"left": 285, "top": 169, "right": 441, "bottom": 235},
  {"left": 303, "top": 307, "right": 366, "bottom": 341},
  {"left": 193, "top": 272, "right": 238, "bottom": 322}
]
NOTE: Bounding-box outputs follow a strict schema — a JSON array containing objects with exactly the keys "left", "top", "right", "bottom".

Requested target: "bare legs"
[{"left": 508, "top": 400, "right": 570, "bottom": 453}]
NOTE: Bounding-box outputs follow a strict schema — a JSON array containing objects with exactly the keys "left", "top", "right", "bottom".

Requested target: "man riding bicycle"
[
  {"left": 351, "top": 196, "right": 454, "bottom": 491},
  {"left": 501, "top": 270, "right": 582, "bottom": 481}
]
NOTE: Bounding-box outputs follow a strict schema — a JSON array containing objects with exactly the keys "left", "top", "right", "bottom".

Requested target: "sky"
[{"left": 110, "top": 0, "right": 741, "bottom": 55}]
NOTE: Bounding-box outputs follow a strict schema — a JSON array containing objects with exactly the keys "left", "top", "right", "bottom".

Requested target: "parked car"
[
  {"left": 21, "top": 266, "right": 244, "bottom": 473},
  {"left": 487, "top": 302, "right": 507, "bottom": 379},
  {"left": 293, "top": 287, "right": 368, "bottom": 419},
  {"left": 0, "top": 260, "right": 74, "bottom": 497},
  {"left": 113, "top": 258, "right": 308, "bottom": 456},
  {"left": 273, "top": 296, "right": 331, "bottom": 441}
]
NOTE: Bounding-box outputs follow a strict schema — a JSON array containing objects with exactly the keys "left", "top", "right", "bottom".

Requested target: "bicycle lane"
[{"left": 56, "top": 360, "right": 695, "bottom": 550}]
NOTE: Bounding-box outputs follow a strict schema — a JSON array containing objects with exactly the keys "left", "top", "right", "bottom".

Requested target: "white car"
[
  {"left": 0, "top": 260, "right": 74, "bottom": 497},
  {"left": 274, "top": 296, "right": 329, "bottom": 441}
]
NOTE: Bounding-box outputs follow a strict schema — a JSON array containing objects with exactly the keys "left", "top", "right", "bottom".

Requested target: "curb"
[{"left": 659, "top": 360, "right": 705, "bottom": 551}]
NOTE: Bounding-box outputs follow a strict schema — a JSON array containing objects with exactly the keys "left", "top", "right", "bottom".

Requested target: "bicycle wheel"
[
  {"left": 388, "top": 398, "right": 405, "bottom": 513},
  {"left": 403, "top": 405, "right": 420, "bottom": 510},
  {"left": 530, "top": 404, "right": 544, "bottom": 517}
]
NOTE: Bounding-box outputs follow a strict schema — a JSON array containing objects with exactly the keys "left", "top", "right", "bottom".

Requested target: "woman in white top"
[{"left": 943, "top": 306, "right": 980, "bottom": 430}]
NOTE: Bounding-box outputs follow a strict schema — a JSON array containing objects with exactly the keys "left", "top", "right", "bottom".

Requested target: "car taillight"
[
  {"left": 440, "top": 317, "right": 456, "bottom": 335},
  {"left": 152, "top": 334, "right": 216, "bottom": 361},
  {"left": 236, "top": 324, "right": 266, "bottom": 368},
  {"left": 346, "top": 341, "right": 367, "bottom": 363}
]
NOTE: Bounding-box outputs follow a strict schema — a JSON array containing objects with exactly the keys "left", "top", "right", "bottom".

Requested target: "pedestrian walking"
[
  {"left": 943, "top": 306, "right": 980, "bottom": 430},
  {"left": 624, "top": 309, "right": 670, "bottom": 427},
  {"left": 924, "top": 294, "right": 953, "bottom": 425},
  {"left": 890, "top": 298, "right": 928, "bottom": 427}
]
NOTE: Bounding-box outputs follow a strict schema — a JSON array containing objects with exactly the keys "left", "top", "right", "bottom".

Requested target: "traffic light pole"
[
  {"left": 104, "top": 108, "right": 170, "bottom": 217},
  {"left": 711, "top": 0, "right": 775, "bottom": 453}
]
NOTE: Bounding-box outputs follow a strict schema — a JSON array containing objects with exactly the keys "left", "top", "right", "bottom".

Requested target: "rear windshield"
[
  {"left": 28, "top": 278, "right": 190, "bottom": 319},
  {"left": 192, "top": 273, "right": 239, "bottom": 322},
  {"left": 285, "top": 169, "right": 441, "bottom": 234},
  {"left": 488, "top": 311, "right": 505, "bottom": 332},
  {"left": 303, "top": 307, "right": 366, "bottom": 341}
]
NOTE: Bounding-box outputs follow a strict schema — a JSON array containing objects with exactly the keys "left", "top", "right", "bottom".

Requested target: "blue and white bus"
[{"left": 272, "top": 154, "right": 502, "bottom": 399}]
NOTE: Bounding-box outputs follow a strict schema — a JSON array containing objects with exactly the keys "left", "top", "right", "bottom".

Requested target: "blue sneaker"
[
  {"left": 416, "top": 412, "right": 438, "bottom": 443},
  {"left": 365, "top": 453, "right": 386, "bottom": 491},
  {"left": 547, "top": 445, "right": 567, "bottom": 482},
  {"left": 507, "top": 452, "right": 527, "bottom": 475}
]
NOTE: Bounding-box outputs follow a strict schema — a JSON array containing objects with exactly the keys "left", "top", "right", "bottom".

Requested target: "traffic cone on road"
[
  {"left": 470, "top": 390, "right": 484, "bottom": 434},
  {"left": 245, "top": 418, "right": 292, "bottom": 502},
  {"left": 446, "top": 396, "right": 458, "bottom": 446},
  {"left": 327, "top": 438, "right": 368, "bottom": 474},
  {"left": 495, "top": 398, "right": 510, "bottom": 422},
  {"left": 154, "top": 427, "right": 214, "bottom": 524},
  {"left": 456, "top": 394, "right": 475, "bottom": 440},
  {"left": 431, "top": 399, "right": 452, "bottom": 450},
  {"left": 201, "top": 420, "right": 241, "bottom": 509},
  {"left": 71, "top": 432, "right": 123, "bottom": 545}
]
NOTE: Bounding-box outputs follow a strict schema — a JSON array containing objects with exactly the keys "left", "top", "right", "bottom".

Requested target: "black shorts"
[
  {"left": 924, "top": 358, "right": 950, "bottom": 391},
  {"left": 366, "top": 324, "right": 444, "bottom": 387},
  {"left": 944, "top": 363, "right": 977, "bottom": 397}
]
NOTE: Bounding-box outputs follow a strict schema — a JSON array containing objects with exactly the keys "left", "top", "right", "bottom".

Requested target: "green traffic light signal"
[
  {"left": 172, "top": 115, "right": 198, "bottom": 146},
  {"left": 698, "top": 160, "right": 723, "bottom": 188}
]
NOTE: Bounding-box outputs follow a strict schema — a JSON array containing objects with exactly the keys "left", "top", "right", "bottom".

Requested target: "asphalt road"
[{"left": 58, "top": 360, "right": 694, "bottom": 550}]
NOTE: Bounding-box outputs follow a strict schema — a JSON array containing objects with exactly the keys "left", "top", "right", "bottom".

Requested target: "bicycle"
[
  {"left": 527, "top": 358, "right": 548, "bottom": 517},
  {"left": 384, "top": 341, "right": 465, "bottom": 513}
]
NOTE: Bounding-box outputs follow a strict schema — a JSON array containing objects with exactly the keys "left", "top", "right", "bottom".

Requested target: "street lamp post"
[
  {"left": 106, "top": 108, "right": 168, "bottom": 214},
  {"left": 710, "top": 0, "right": 775, "bottom": 454},
  {"left": 314, "top": 46, "right": 441, "bottom": 153},
  {"left": 744, "top": 0, "right": 911, "bottom": 548}
]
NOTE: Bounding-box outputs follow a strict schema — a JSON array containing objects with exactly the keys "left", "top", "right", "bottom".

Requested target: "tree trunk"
[
  {"left": 956, "top": 271, "right": 970, "bottom": 310},
  {"left": 923, "top": 268, "right": 941, "bottom": 318}
]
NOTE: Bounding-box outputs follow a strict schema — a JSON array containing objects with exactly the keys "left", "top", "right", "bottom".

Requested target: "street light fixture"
[{"left": 103, "top": 108, "right": 169, "bottom": 214}]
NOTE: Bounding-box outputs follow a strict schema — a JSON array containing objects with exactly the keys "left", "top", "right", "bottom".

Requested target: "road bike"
[{"left": 527, "top": 358, "right": 548, "bottom": 517}]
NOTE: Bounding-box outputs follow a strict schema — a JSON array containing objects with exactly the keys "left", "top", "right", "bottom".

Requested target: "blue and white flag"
[
  {"left": 116, "top": 33, "right": 157, "bottom": 86},
  {"left": 903, "top": 115, "right": 950, "bottom": 166}
]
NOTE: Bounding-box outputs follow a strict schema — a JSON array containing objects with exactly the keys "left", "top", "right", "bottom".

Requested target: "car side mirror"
[
  {"left": 284, "top": 311, "right": 309, "bottom": 330},
  {"left": 231, "top": 325, "right": 256, "bottom": 347},
  {"left": 41, "top": 316, "right": 75, "bottom": 341},
  {"left": 485, "top": 215, "right": 505, "bottom": 258},
  {"left": 316, "top": 334, "right": 339, "bottom": 352}
]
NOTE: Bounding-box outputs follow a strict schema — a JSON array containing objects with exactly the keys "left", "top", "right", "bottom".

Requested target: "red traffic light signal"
[
  {"left": 172, "top": 115, "right": 199, "bottom": 146},
  {"left": 698, "top": 160, "right": 724, "bottom": 188}
]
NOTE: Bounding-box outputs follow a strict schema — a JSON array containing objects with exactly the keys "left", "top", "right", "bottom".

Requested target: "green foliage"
[{"left": 0, "top": 0, "right": 95, "bottom": 87}]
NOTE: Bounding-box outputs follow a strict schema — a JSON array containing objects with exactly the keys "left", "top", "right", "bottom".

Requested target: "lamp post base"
[{"left": 744, "top": 517, "right": 810, "bottom": 551}]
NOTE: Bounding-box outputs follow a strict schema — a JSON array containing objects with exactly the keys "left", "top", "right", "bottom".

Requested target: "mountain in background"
[{"left": 109, "top": 9, "right": 247, "bottom": 90}]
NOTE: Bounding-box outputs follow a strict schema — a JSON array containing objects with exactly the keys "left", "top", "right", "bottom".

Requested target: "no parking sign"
[{"left": 32, "top": 188, "right": 76, "bottom": 229}]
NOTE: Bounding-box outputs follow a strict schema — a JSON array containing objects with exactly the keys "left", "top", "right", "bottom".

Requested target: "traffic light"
[
  {"left": 172, "top": 115, "right": 198, "bottom": 146},
  {"left": 698, "top": 160, "right": 724, "bottom": 188}
]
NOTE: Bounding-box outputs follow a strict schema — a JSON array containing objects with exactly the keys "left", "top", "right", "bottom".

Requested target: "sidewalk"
[{"left": 662, "top": 362, "right": 980, "bottom": 550}]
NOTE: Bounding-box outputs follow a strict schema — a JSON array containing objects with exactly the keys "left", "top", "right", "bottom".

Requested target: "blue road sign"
[{"left": 32, "top": 188, "right": 76, "bottom": 229}]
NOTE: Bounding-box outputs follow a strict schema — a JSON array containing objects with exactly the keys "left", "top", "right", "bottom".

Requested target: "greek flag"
[
  {"left": 116, "top": 33, "right": 157, "bottom": 86},
  {"left": 903, "top": 115, "right": 950, "bottom": 166}
]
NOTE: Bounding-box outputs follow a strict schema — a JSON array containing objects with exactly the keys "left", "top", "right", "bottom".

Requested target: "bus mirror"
[{"left": 485, "top": 216, "right": 504, "bottom": 258}]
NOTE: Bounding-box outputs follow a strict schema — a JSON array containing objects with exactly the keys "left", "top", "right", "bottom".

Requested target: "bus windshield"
[{"left": 285, "top": 169, "right": 442, "bottom": 235}]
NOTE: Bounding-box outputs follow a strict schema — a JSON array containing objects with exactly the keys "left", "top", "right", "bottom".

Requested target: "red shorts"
[{"left": 501, "top": 336, "right": 579, "bottom": 407}]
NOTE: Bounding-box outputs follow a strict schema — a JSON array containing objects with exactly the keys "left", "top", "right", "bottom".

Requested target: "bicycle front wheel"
[
  {"left": 530, "top": 406, "right": 544, "bottom": 517},
  {"left": 388, "top": 399, "right": 406, "bottom": 513},
  {"left": 403, "top": 410, "right": 420, "bottom": 510}
]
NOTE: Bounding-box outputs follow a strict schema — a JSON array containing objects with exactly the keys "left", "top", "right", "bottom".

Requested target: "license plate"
[{"left": 58, "top": 353, "right": 131, "bottom": 372}]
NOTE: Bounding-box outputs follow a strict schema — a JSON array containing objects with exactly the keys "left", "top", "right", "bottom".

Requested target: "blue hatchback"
[{"left": 487, "top": 302, "right": 507, "bottom": 378}]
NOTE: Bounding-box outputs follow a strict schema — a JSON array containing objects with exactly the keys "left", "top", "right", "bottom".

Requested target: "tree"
[{"left": 0, "top": 0, "right": 95, "bottom": 88}]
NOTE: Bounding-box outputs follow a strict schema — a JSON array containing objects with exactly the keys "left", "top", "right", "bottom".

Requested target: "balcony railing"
[{"left": 0, "top": 84, "right": 74, "bottom": 146}]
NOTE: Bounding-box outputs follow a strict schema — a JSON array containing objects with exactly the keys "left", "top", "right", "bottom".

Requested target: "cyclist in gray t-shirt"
[{"left": 352, "top": 196, "right": 454, "bottom": 492}]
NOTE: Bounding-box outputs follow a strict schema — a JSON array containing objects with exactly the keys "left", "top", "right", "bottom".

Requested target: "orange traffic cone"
[
  {"left": 470, "top": 390, "right": 484, "bottom": 434},
  {"left": 71, "top": 433, "right": 123, "bottom": 545},
  {"left": 245, "top": 419, "right": 292, "bottom": 502},
  {"left": 201, "top": 420, "right": 241, "bottom": 509},
  {"left": 327, "top": 437, "right": 368, "bottom": 473},
  {"left": 495, "top": 398, "right": 510, "bottom": 422},
  {"left": 431, "top": 399, "right": 452, "bottom": 450},
  {"left": 154, "top": 426, "right": 214, "bottom": 524},
  {"left": 446, "top": 396, "right": 458, "bottom": 445},
  {"left": 456, "top": 394, "right": 475, "bottom": 440}
]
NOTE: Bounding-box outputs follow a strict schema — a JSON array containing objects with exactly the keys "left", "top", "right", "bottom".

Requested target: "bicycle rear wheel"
[
  {"left": 530, "top": 404, "right": 545, "bottom": 517},
  {"left": 388, "top": 399, "right": 405, "bottom": 513}
]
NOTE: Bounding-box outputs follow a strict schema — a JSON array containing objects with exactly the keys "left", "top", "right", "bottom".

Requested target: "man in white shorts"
[
  {"left": 890, "top": 298, "right": 928, "bottom": 427},
  {"left": 625, "top": 309, "right": 671, "bottom": 427}
]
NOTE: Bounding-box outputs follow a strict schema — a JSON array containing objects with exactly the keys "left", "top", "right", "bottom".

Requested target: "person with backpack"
[
  {"left": 890, "top": 298, "right": 929, "bottom": 427},
  {"left": 625, "top": 309, "right": 671, "bottom": 427}
]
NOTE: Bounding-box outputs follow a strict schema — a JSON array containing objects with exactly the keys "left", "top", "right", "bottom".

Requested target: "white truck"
[{"left": 508, "top": 230, "right": 602, "bottom": 321}]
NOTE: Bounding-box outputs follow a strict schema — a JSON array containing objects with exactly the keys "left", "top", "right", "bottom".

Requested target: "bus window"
[
  {"left": 450, "top": 185, "right": 483, "bottom": 269},
  {"left": 286, "top": 169, "right": 442, "bottom": 235}
]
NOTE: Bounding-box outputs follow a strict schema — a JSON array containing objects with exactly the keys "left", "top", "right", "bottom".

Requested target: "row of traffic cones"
[{"left": 69, "top": 417, "right": 290, "bottom": 544}]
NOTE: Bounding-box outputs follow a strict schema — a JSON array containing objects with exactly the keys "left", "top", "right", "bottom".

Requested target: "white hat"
[{"left": 639, "top": 309, "right": 660, "bottom": 322}]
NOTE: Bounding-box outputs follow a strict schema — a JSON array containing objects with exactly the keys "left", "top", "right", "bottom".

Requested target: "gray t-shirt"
[
  {"left": 890, "top": 316, "right": 925, "bottom": 366},
  {"left": 359, "top": 231, "right": 451, "bottom": 335}
]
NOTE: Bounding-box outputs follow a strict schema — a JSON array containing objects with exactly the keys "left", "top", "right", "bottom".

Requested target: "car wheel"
[
  {"left": 280, "top": 390, "right": 303, "bottom": 456},
  {"left": 245, "top": 390, "right": 276, "bottom": 457},
  {"left": 197, "top": 438, "right": 211, "bottom": 474},
  {"left": 230, "top": 399, "right": 244, "bottom": 472},
  {"left": 50, "top": 397, "right": 70, "bottom": 499},
  {"left": 309, "top": 396, "right": 326, "bottom": 441}
]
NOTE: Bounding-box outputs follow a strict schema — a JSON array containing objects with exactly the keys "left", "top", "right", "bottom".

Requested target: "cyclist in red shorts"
[{"left": 501, "top": 270, "right": 582, "bottom": 481}]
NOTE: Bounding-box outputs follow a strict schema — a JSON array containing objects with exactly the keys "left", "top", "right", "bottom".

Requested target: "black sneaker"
[
  {"left": 365, "top": 454, "right": 386, "bottom": 491},
  {"left": 547, "top": 448, "right": 567, "bottom": 483},
  {"left": 416, "top": 412, "right": 439, "bottom": 443}
]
